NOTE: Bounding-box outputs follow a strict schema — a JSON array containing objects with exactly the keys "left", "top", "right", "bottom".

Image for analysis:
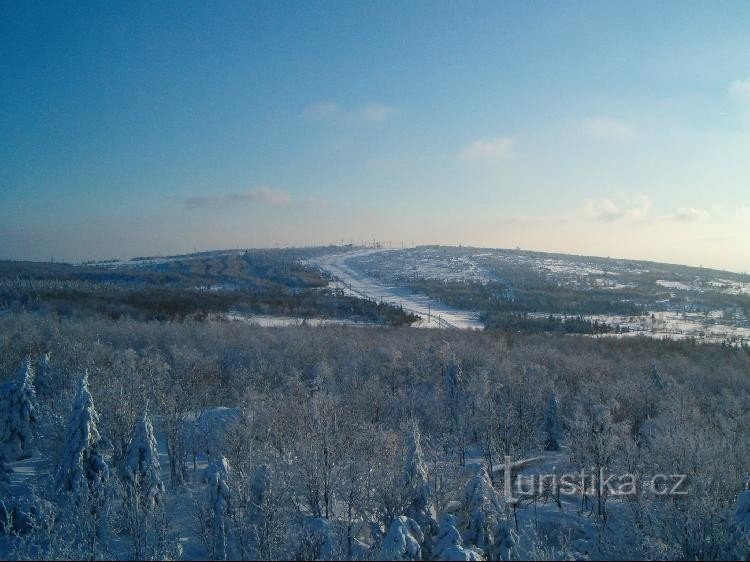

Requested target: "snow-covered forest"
[{"left": 1, "top": 310, "right": 749, "bottom": 560}]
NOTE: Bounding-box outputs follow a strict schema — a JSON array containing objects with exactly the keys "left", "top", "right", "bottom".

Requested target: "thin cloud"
[
  {"left": 303, "top": 101, "right": 340, "bottom": 120},
  {"left": 729, "top": 78, "right": 750, "bottom": 102},
  {"left": 583, "top": 198, "right": 625, "bottom": 221},
  {"left": 186, "top": 187, "right": 292, "bottom": 209},
  {"left": 302, "top": 196, "right": 329, "bottom": 209},
  {"left": 360, "top": 103, "right": 395, "bottom": 123},
  {"left": 671, "top": 207, "right": 709, "bottom": 222},
  {"left": 303, "top": 101, "right": 396, "bottom": 124},
  {"left": 585, "top": 117, "right": 636, "bottom": 141},
  {"left": 582, "top": 194, "right": 650, "bottom": 222},
  {"left": 458, "top": 137, "right": 515, "bottom": 162}
]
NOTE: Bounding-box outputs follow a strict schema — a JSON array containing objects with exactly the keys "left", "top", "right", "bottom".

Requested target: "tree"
[
  {"left": 402, "top": 420, "right": 435, "bottom": 536},
  {"left": 0, "top": 359, "right": 38, "bottom": 461},
  {"left": 118, "top": 410, "right": 179, "bottom": 560},
  {"left": 122, "top": 410, "right": 164, "bottom": 509},
  {"left": 463, "top": 464, "right": 517, "bottom": 559},
  {"left": 296, "top": 516, "right": 336, "bottom": 561},
  {"left": 542, "top": 391, "right": 562, "bottom": 451},
  {"left": 433, "top": 513, "right": 483, "bottom": 561},
  {"left": 54, "top": 371, "right": 111, "bottom": 554},
  {"left": 230, "top": 462, "right": 295, "bottom": 561},
  {"left": 731, "top": 485, "right": 750, "bottom": 559},
  {"left": 198, "top": 455, "right": 232, "bottom": 561},
  {"left": 378, "top": 515, "right": 424, "bottom": 561},
  {"left": 0, "top": 454, "right": 12, "bottom": 486},
  {"left": 117, "top": 408, "right": 180, "bottom": 558},
  {"left": 442, "top": 351, "right": 468, "bottom": 466},
  {"left": 567, "top": 399, "right": 630, "bottom": 520}
]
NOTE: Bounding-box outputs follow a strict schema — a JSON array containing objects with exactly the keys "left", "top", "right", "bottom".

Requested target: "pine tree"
[
  {"left": 297, "top": 516, "right": 336, "bottom": 560},
  {"left": 443, "top": 351, "right": 468, "bottom": 465},
  {"left": 34, "top": 352, "right": 53, "bottom": 399},
  {"left": 734, "top": 485, "right": 750, "bottom": 534},
  {"left": 246, "top": 463, "right": 270, "bottom": 559},
  {"left": 378, "top": 515, "right": 424, "bottom": 561},
  {"left": 205, "top": 455, "right": 232, "bottom": 561},
  {"left": 433, "top": 513, "right": 483, "bottom": 561},
  {"left": 650, "top": 360, "right": 664, "bottom": 389},
  {"left": 120, "top": 410, "right": 179, "bottom": 560},
  {"left": 55, "top": 372, "right": 110, "bottom": 532},
  {"left": 463, "top": 464, "right": 517, "bottom": 559},
  {"left": 122, "top": 410, "right": 164, "bottom": 509},
  {"left": 0, "top": 358, "right": 38, "bottom": 461},
  {"left": 403, "top": 420, "right": 434, "bottom": 533},
  {"left": 0, "top": 454, "right": 12, "bottom": 486},
  {"left": 543, "top": 391, "right": 562, "bottom": 451}
]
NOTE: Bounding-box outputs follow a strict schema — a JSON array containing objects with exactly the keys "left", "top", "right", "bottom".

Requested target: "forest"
[{"left": 1, "top": 308, "right": 749, "bottom": 560}]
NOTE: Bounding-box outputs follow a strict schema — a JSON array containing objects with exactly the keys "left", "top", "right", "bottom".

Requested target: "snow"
[
  {"left": 655, "top": 280, "right": 693, "bottom": 291},
  {"left": 528, "top": 310, "right": 750, "bottom": 346},
  {"left": 379, "top": 516, "right": 424, "bottom": 561},
  {"left": 224, "top": 311, "right": 379, "bottom": 327},
  {"left": 309, "top": 249, "right": 484, "bottom": 330}
]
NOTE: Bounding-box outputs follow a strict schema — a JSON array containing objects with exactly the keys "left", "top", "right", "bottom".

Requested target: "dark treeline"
[
  {"left": 482, "top": 312, "right": 622, "bottom": 334},
  {"left": 0, "top": 251, "right": 417, "bottom": 325}
]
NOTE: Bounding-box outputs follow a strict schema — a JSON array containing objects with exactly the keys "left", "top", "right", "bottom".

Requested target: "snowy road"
[{"left": 310, "top": 249, "right": 483, "bottom": 329}]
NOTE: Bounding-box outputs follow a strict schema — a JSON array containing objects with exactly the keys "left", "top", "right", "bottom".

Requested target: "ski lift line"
[{"left": 328, "top": 274, "right": 458, "bottom": 329}]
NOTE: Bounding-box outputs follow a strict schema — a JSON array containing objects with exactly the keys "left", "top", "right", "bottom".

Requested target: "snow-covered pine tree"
[
  {"left": 0, "top": 358, "right": 38, "bottom": 461},
  {"left": 34, "top": 352, "right": 53, "bottom": 400},
  {"left": 732, "top": 483, "right": 750, "bottom": 559},
  {"left": 463, "top": 463, "right": 517, "bottom": 559},
  {"left": 204, "top": 454, "right": 232, "bottom": 560},
  {"left": 244, "top": 463, "right": 270, "bottom": 559},
  {"left": 122, "top": 409, "right": 164, "bottom": 509},
  {"left": 0, "top": 454, "right": 12, "bottom": 486},
  {"left": 433, "top": 513, "right": 483, "bottom": 561},
  {"left": 54, "top": 371, "right": 110, "bottom": 533},
  {"left": 543, "top": 391, "right": 562, "bottom": 451},
  {"left": 443, "top": 351, "right": 468, "bottom": 465},
  {"left": 650, "top": 359, "right": 664, "bottom": 389},
  {"left": 378, "top": 515, "right": 424, "bottom": 561},
  {"left": 297, "top": 516, "right": 336, "bottom": 560},
  {"left": 241, "top": 463, "right": 295, "bottom": 560},
  {"left": 403, "top": 420, "right": 433, "bottom": 524}
]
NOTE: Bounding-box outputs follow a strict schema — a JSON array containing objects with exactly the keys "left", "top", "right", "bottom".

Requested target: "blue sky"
[{"left": 1, "top": 1, "right": 749, "bottom": 270}]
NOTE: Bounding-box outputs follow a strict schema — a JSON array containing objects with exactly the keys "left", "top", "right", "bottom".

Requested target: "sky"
[{"left": 1, "top": 1, "right": 749, "bottom": 271}]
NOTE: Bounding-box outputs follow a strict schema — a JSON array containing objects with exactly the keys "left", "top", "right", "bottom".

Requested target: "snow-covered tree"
[
  {"left": 0, "top": 358, "right": 38, "bottom": 461},
  {"left": 297, "top": 516, "right": 336, "bottom": 561},
  {"left": 243, "top": 463, "right": 270, "bottom": 558},
  {"left": 55, "top": 372, "right": 109, "bottom": 501},
  {"left": 378, "top": 515, "right": 424, "bottom": 561},
  {"left": 433, "top": 513, "right": 483, "bottom": 561},
  {"left": 0, "top": 454, "right": 12, "bottom": 486},
  {"left": 443, "top": 351, "right": 468, "bottom": 465},
  {"left": 54, "top": 371, "right": 111, "bottom": 551},
  {"left": 567, "top": 400, "right": 630, "bottom": 519},
  {"left": 543, "top": 391, "right": 562, "bottom": 451},
  {"left": 732, "top": 484, "right": 750, "bottom": 559},
  {"left": 403, "top": 420, "right": 435, "bottom": 533},
  {"left": 463, "top": 464, "right": 517, "bottom": 559},
  {"left": 33, "top": 352, "right": 53, "bottom": 399},
  {"left": 119, "top": 411, "right": 179, "bottom": 561},
  {"left": 122, "top": 410, "right": 164, "bottom": 509},
  {"left": 199, "top": 454, "right": 232, "bottom": 560},
  {"left": 650, "top": 359, "right": 664, "bottom": 389},
  {"left": 231, "top": 462, "right": 295, "bottom": 561}
]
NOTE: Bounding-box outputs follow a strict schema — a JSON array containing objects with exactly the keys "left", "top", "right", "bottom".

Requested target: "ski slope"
[{"left": 310, "top": 249, "right": 483, "bottom": 330}]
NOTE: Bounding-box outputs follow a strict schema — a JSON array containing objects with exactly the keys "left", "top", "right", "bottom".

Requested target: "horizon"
[
  {"left": 7, "top": 242, "right": 750, "bottom": 277},
  {"left": 2, "top": 1, "right": 750, "bottom": 271}
]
